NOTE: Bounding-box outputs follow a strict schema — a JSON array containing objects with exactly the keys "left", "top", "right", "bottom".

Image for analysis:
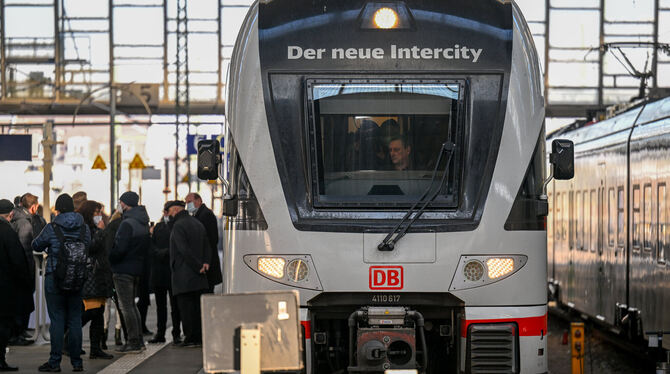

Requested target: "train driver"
[{"left": 388, "top": 136, "right": 412, "bottom": 171}]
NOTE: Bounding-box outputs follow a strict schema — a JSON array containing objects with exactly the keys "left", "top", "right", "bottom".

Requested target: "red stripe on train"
[
  {"left": 460, "top": 313, "right": 547, "bottom": 338},
  {"left": 301, "top": 320, "right": 311, "bottom": 339}
]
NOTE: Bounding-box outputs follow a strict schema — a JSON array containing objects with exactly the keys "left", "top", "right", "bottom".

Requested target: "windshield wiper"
[{"left": 377, "top": 142, "right": 456, "bottom": 251}]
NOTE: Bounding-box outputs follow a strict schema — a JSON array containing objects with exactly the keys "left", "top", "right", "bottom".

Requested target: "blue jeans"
[{"left": 45, "top": 274, "right": 83, "bottom": 367}]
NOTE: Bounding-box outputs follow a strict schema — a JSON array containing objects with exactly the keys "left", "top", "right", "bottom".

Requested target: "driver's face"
[{"left": 389, "top": 139, "right": 410, "bottom": 167}]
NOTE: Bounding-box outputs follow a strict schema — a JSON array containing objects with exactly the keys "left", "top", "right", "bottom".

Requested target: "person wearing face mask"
[
  {"left": 109, "top": 191, "right": 151, "bottom": 353},
  {"left": 75, "top": 200, "right": 114, "bottom": 359},
  {"left": 147, "top": 202, "right": 181, "bottom": 344},
  {"left": 184, "top": 193, "right": 222, "bottom": 293},
  {"left": 166, "top": 200, "right": 209, "bottom": 347}
]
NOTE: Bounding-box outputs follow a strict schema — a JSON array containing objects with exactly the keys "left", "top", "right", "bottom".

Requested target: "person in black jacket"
[
  {"left": 32, "top": 194, "right": 90, "bottom": 373},
  {"left": 77, "top": 200, "right": 114, "bottom": 359},
  {"left": 185, "top": 193, "right": 222, "bottom": 293},
  {"left": 8, "top": 193, "right": 41, "bottom": 346},
  {"left": 0, "top": 199, "right": 32, "bottom": 371},
  {"left": 102, "top": 210, "right": 125, "bottom": 348},
  {"left": 109, "top": 191, "right": 150, "bottom": 353},
  {"left": 148, "top": 203, "right": 181, "bottom": 344},
  {"left": 167, "top": 200, "right": 209, "bottom": 347}
]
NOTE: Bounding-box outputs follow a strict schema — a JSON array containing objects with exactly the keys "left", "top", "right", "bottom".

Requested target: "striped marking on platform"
[{"left": 97, "top": 340, "right": 170, "bottom": 374}]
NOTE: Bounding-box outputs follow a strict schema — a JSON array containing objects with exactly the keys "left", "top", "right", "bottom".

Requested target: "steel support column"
[
  {"left": 652, "top": 0, "right": 660, "bottom": 88},
  {"left": 544, "top": 0, "right": 550, "bottom": 105},
  {"left": 175, "top": 0, "right": 190, "bottom": 199},
  {"left": 598, "top": 0, "right": 604, "bottom": 106},
  {"left": 109, "top": 0, "right": 118, "bottom": 210}
]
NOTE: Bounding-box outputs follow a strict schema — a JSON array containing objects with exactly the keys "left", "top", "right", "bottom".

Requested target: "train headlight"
[
  {"left": 374, "top": 7, "right": 398, "bottom": 29},
  {"left": 257, "top": 257, "right": 285, "bottom": 279},
  {"left": 486, "top": 258, "right": 514, "bottom": 279},
  {"left": 449, "top": 255, "right": 527, "bottom": 291},
  {"left": 463, "top": 260, "right": 485, "bottom": 281},
  {"left": 359, "top": 2, "right": 414, "bottom": 30},
  {"left": 244, "top": 255, "right": 324, "bottom": 291}
]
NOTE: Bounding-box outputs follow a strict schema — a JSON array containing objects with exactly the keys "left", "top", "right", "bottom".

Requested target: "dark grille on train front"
[{"left": 466, "top": 323, "right": 519, "bottom": 374}]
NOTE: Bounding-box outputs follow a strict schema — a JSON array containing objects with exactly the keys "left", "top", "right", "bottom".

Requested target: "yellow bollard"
[{"left": 571, "top": 322, "right": 585, "bottom": 374}]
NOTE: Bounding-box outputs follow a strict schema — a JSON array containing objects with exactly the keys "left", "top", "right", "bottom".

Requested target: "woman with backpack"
[
  {"left": 77, "top": 200, "right": 115, "bottom": 359},
  {"left": 32, "top": 194, "right": 90, "bottom": 373}
]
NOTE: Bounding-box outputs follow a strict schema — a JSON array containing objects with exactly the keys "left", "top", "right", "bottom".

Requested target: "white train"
[{"left": 198, "top": 1, "right": 573, "bottom": 372}]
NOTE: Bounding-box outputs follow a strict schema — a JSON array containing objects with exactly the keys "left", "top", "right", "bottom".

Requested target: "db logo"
[{"left": 369, "top": 266, "right": 404, "bottom": 290}]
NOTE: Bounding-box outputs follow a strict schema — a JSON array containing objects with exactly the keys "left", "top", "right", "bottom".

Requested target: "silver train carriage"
[
  {"left": 547, "top": 96, "right": 670, "bottom": 350},
  {"left": 202, "top": 0, "right": 561, "bottom": 373}
]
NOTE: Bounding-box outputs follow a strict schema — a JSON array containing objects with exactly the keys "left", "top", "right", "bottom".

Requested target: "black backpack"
[{"left": 53, "top": 225, "right": 89, "bottom": 293}]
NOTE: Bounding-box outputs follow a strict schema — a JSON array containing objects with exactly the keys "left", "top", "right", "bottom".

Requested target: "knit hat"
[
  {"left": 55, "top": 194, "right": 74, "bottom": 213},
  {"left": 120, "top": 191, "right": 139, "bottom": 207},
  {"left": 0, "top": 199, "right": 14, "bottom": 214}
]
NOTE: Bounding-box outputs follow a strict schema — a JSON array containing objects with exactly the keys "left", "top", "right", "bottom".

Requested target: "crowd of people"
[{"left": 0, "top": 190, "right": 222, "bottom": 372}]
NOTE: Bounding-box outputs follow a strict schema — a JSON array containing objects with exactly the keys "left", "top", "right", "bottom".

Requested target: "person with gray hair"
[{"left": 0, "top": 199, "right": 32, "bottom": 371}]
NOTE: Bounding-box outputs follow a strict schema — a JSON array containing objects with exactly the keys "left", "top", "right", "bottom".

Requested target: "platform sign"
[
  {"left": 91, "top": 154, "right": 107, "bottom": 170},
  {"left": 129, "top": 154, "right": 146, "bottom": 169},
  {"left": 187, "top": 134, "right": 224, "bottom": 155},
  {"left": 0, "top": 135, "right": 32, "bottom": 161}
]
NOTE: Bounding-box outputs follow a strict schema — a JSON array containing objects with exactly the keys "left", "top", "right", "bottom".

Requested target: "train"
[
  {"left": 547, "top": 95, "right": 670, "bottom": 350},
  {"left": 198, "top": 0, "right": 573, "bottom": 373}
]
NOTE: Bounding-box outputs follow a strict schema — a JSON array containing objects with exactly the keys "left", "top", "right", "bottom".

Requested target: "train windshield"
[{"left": 310, "top": 81, "right": 463, "bottom": 208}]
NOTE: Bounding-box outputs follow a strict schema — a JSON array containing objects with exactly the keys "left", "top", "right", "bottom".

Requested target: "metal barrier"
[{"left": 29, "top": 252, "right": 50, "bottom": 343}]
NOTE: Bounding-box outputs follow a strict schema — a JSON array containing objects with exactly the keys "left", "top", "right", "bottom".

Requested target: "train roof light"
[
  {"left": 257, "top": 257, "right": 286, "bottom": 279},
  {"left": 374, "top": 7, "right": 398, "bottom": 29},
  {"left": 486, "top": 258, "right": 514, "bottom": 279}
]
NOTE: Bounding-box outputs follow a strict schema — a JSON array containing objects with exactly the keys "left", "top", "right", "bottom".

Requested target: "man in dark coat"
[
  {"left": 148, "top": 203, "right": 181, "bottom": 344},
  {"left": 32, "top": 194, "right": 90, "bottom": 372},
  {"left": 185, "top": 193, "right": 222, "bottom": 293},
  {"left": 167, "top": 200, "right": 210, "bottom": 347},
  {"left": 9, "top": 193, "right": 41, "bottom": 345},
  {"left": 0, "top": 199, "right": 32, "bottom": 371},
  {"left": 109, "top": 191, "right": 151, "bottom": 353}
]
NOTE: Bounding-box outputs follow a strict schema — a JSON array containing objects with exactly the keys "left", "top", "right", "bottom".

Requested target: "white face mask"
[
  {"left": 163, "top": 216, "right": 170, "bottom": 224},
  {"left": 93, "top": 215, "right": 103, "bottom": 225},
  {"left": 186, "top": 202, "right": 196, "bottom": 214},
  {"left": 116, "top": 202, "right": 123, "bottom": 213}
]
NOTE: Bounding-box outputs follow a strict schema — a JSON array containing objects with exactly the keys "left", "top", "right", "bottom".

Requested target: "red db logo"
[{"left": 369, "top": 266, "right": 404, "bottom": 290}]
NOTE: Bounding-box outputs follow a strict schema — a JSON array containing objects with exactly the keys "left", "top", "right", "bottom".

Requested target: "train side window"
[
  {"left": 563, "top": 190, "right": 569, "bottom": 241},
  {"left": 659, "top": 184, "right": 666, "bottom": 264},
  {"left": 633, "top": 185, "right": 641, "bottom": 252},
  {"left": 548, "top": 192, "right": 553, "bottom": 241},
  {"left": 644, "top": 184, "right": 652, "bottom": 252},
  {"left": 569, "top": 191, "right": 574, "bottom": 249},
  {"left": 608, "top": 187, "right": 615, "bottom": 247},
  {"left": 583, "top": 190, "right": 590, "bottom": 251},
  {"left": 617, "top": 187, "right": 626, "bottom": 247},
  {"left": 576, "top": 191, "right": 582, "bottom": 249},
  {"left": 590, "top": 189, "right": 597, "bottom": 252},
  {"left": 556, "top": 193, "right": 562, "bottom": 242}
]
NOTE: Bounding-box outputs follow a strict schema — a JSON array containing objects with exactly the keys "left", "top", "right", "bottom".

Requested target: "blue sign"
[
  {"left": 186, "top": 134, "right": 224, "bottom": 155},
  {"left": 0, "top": 135, "right": 32, "bottom": 161}
]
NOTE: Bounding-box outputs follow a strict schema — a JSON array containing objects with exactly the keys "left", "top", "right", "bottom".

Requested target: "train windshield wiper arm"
[{"left": 377, "top": 142, "right": 456, "bottom": 251}]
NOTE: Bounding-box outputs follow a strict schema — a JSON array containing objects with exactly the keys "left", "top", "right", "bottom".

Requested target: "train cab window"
[
  {"left": 617, "top": 187, "right": 625, "bottom": 247},
  {"left": 309, "top": 81, "right": 463, "bottom": 207},
  {"left": 576, "top": 191, "right": 582, "bottom": 249},
  {"left": 590, "top": 189, "right": 597, "bottom": 252},
  {"left": 643, "top": 184, "right": 653, "bottom": 252},
  {"left": 658, "top": 184, "right": 667, "bottom": 263},
  {"left": 633, "top": 185, "right": 641, "bottom": 252},
  {"left": 608, "top": 188, "right": 615, "bottom": 247}
]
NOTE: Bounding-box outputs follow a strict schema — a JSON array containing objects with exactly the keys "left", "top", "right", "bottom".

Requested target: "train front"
[{"left": 223, "top": 0, "right": 547, "bottom": 373}]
